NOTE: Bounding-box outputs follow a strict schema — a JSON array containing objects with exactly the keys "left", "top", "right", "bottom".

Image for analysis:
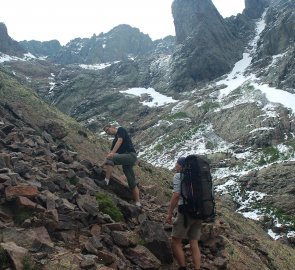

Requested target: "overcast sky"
[{"left": 0, "top": 0, "right": 245, "bottom": 45}]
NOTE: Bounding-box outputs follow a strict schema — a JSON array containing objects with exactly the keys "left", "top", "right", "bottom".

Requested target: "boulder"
[
  {"left": 124, "top": 245, "right": 161, "bottom": 269},
  {"left": 138, "top": 220, "right": 173, "bottom": 264}
]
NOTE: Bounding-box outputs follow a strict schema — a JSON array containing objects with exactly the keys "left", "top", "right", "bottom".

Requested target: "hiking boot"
[{"left": 94, "top": 179, "right": 110, "bottom": 188}]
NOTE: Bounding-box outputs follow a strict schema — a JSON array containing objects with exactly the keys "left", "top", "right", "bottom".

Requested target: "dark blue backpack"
[{"left": 178, "top": 155, "right": 216, "bottom": 223}]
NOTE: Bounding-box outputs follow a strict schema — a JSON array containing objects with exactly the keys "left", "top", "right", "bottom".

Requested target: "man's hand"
[
  {"left": 107, "top": 152, "right": 115, "bottom": 159},
  {"left": 165, "top": 214, "right": 173, "bottom": 224},
  {"left": 165, "top": 192, "right": 179, "bottom": 224}
]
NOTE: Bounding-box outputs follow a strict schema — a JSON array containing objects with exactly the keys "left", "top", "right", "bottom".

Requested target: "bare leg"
[
  {"left": 105, "top": 164, "right": 113, "bottom": 180},
  {"left": 132, "top": 185, "right": 140, "bottom": 203},
  {"left": 172, "top": 237, "right": 186, "bottom": 267},
  {"left": 189, "top": 240, "right": 201, "bottom": 270}
]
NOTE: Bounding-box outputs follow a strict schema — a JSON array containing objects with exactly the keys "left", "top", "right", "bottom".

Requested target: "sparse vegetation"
[
  {"left": 256, "top": 203, "right": 295, "bottom": 231},
  {"left": 160, "top": 124, "right": 203, "bottom": 150},
  {"left": 165, "top": 111, "right": 189, "bottom": 121},
  {"left": 23, "top": 256, "right": 42, "bottom": 270},
  {"left": 201, "top": 101, "right": 220, "bottom": 113},
  {"left": 13, "top": 209, "right": 33, "bottom": 225},
  {"left": 68, "top": 176, "right": 79, "bottom": 186},
  {"left": 96, "top": 192, "right": 124, "bottom": 222},
  {"left": 257, "top": 146, "right": 280, "bottom": 165},
  {"left": 0, "top": 246, "right": 10, "bottom": 269}
]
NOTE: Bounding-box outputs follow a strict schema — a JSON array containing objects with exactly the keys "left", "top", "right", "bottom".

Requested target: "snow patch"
[
  {"left": 120, "top": 87, "right": 178, "bottom": 107},
  {"left": 79, "top": 61, "right": 120, "bottom": 70}
]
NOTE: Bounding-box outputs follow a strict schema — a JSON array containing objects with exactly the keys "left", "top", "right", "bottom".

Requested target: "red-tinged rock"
[
  {"left": 5, "top": 185, "right": 38, "bottom": 200},
  {"left": 17, "top": 196, "right": 45, "bottom": 212}
]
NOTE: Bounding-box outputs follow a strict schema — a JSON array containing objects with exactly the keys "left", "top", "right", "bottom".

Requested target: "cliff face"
[
  {"left": 243, "top": 0, "right": 270, "bottom": 19},
  {"left": 170, "top": 0, "right": 243, "bottom": 91},
  {"left": 250, "top": 0, "right": 295, "bottom": 90},
  {"left": 0, "top": 23, "right": 26, "bottom": 56}
]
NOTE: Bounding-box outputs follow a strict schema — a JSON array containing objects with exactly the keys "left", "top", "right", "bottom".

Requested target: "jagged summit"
[
  {"left": 172, "top": 0, "right": 230, "bottom": 44},
  {"left": 170, "top": 0, "right": 243, "bottom": 90},
  {"left": 0, "top": 23, "right": 26, "bottom": 57}
]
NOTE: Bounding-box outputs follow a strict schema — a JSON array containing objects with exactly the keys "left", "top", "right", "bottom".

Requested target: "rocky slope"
[{"left": 1, "top": 65, "right": 295, "bottom": 270}]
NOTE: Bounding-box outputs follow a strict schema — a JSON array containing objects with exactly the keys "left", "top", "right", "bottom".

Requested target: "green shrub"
[
  {"left": 68, "top": 176, "right": 79, "bottom": 186},
  {"left": 13, "top": 209, "right": 33, "bottom": 225},
  {"left": 165, "top": 112, "right": 188, "bottom": 121},
  {"left": 96, "top": 192, "right": 123, "bottom": 222},
  {"left": 257, "top": 146, "right": 280, "bottom": 165}
]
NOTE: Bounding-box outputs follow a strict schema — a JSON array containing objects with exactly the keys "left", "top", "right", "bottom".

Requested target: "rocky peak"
[
  {"left": 49, "top": 24, "right": 155, "bottom": 65},
  {"left": 0, "top": 23, "right": 26, "bottom": 56},
  {"left": 170, "top": 0, "right": 243, "bottom": 90},
  {"left": 172, "top": 0, "right": 226, "bottom": 44}
]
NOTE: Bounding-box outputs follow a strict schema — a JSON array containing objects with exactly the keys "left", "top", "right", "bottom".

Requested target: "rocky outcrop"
[
  {"left": 0, "top": 23, "right": 26, "bottom": 56},
  {"left": 238, "top": 161, "right": 295, "bottom": 237},
  {"left": 19, "top": 40, "right": 62, "bottom": 58},
  {"left": 210, "top": 102, "right": 295, "bottom": 147},
  {"left": 251, "top": 0, "right": 295, "bottom": 90},
  {"left": 243, "top": 0, "right": 269, "bottom": 19},
  {"left": 239, "top": 161, "right": 295, "bottom": 214},
  {"left": 170, "top": 0, "right": 243, "bottom": 91}
]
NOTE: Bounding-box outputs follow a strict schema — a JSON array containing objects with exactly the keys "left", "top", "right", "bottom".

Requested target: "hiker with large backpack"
[{"left": 166, "top": 155, "right": 216, "bottom": 270}]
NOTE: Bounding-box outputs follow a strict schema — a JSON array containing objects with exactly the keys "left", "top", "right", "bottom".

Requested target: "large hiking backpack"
[{"left": 179, "top": 155, "right": 216, "bottom": 223}]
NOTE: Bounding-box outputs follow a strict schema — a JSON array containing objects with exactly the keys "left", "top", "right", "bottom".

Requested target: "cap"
[{"left": 177, "top": 157, "right": 186, "bottom": 167}]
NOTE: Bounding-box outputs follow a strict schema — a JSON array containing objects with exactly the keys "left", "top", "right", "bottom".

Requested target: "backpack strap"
[{"left": 179, "top": 172, "right": 189, "bottom": 228}]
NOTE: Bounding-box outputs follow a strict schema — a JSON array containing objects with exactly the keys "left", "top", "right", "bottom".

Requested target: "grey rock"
[{"left": 138, "top": 220, "right": 173, "bottom": 264}]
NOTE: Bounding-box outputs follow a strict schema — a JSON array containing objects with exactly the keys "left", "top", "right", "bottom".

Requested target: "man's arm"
[
  {"left": 165, "top": 192, "right": 180, "bottom": 224},
  {"left": 107, "top": 137, "right": 123, "bottom": 158}
]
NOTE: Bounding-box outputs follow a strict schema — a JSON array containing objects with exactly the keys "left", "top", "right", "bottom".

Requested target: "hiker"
[
  {"left": 165, "top": 157, "right": 202, "bottom": 270},
  {"left": 103, "top": 124, "right": 141, "bottom": 207}
]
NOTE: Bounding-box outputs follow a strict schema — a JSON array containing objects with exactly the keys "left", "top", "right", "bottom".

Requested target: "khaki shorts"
[{"left": 172, "top": 211, "right": 202, "bottom": 240}]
